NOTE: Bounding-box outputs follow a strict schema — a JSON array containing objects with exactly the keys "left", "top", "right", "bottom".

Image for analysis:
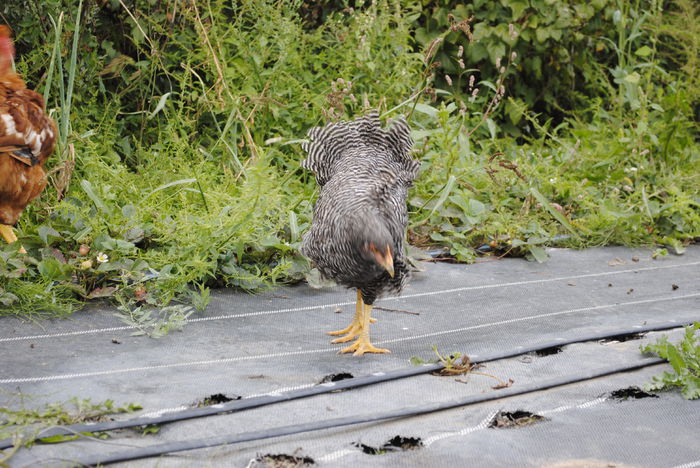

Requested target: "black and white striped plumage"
[{"left": 301, "top": 112, "right": 419, "bottom": 306}]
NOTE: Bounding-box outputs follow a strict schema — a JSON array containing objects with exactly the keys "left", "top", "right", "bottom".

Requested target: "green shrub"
[{"left": 0, "top": 0, "right": 697, "bottom": 321}]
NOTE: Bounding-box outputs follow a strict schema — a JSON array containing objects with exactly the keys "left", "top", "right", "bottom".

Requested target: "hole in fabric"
[
  {"left": 532, "top": 345, "right": 563, "bottom": 357},
  {"left": 192, "top": 393, "right": 241, "bottom": 407},
  {"left": 488, "top": 410, "right": 547, "bottom": 429},
  {"left": 355, "top": 435, "right": 423, "bottom": 455},
  {"left": 319, "top": 372, "right": 354, "bottom": 384},
  {"left": 599, "top": 332, "right": 646, "bottom": 343},
  {"left": 252, "top": 453, "right": 315, "bottom": 467},
  {"left": 608, "top": 386, "right": 659, "bottom": 401}
]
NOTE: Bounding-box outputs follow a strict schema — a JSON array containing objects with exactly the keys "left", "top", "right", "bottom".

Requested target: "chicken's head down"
[
  {"left": 0, "top": 26, "right": 14, "bottom": 74},
  {"left": 352, "top": 217, "right": 395, "bottom": 279}
]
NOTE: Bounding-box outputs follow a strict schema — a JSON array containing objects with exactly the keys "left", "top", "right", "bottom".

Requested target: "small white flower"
[
  {"left": 549, "top": 177, "right": 557, "bottom": 183},
  {"left": 96, "top": 252, "right": 109, "bottom": 263},
  {"left": 508, "top": 24, "right": 518, "bottom": 40}
]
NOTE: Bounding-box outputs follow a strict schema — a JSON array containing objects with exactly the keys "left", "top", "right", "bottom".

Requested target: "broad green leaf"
[
  {"left": 37, "top": 258, "right": 71, "bottom": 281},
  {"left": 486, "top": 118, "right": 497, "bottom": 139},
  {"left": 122, "top": 204, "right": 137, "bottom": 218},
  {"left": 624, "top": 72, "right": 641, "bottom": 84},
  {"left": 38, "top": 226, "right": 61, "bottom": 245},
  {"left": 666, "top": 343, "right": 684, "bottom": 374},
  {"left": 81, "top": 179, "right": 111, "bottom": 214},
  {"left": 506, "top": 98, "right": 525, "bottom": 125},
  {"left": 681, "top": 376, "right": 700, "bottom": 399},
  {"left": 428, "top": 175, "right": 457, "bottom": 219},
  {"left": 528, "top": 245, "right": 548, "bottom": 263},
  {"left": 635, "top": 45, "right": 653, "bottom": 57},
  {"left": 410, "top": 356, "right": 426, "bottom": 366},
  {"left": 413, "top": 103, "right": 438, "bottom": 117}
]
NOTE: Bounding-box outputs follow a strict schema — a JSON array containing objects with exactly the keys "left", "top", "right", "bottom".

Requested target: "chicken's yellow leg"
[
  {"left": 328, "top": 290, "right": 364, "bottom": 341},
  {"left": 0, "top": 225, "right": 26, "bottom": 253},
  {"left": 328, "top": 290, "right": 377, "bottom": 343},
  {"left": 338, "top": 301, "right": 390, "bottom": 356}
]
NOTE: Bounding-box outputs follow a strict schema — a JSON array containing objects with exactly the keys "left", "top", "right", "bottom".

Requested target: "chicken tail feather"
[{"left": 301, "top": 112, "right": 416, "bottom": 186}]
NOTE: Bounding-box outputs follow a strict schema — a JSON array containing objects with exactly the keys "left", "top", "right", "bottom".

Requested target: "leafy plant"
[
  {"left": 0, "top": 0, "right": 696, "bottom": 325},
  {"left": 115, "top": 303, "right": 194, "bottom": 338},
  {"left": 0, "top": 396, "right": 142, "bottom": 452},
  {"left": 410, "top": 346, "right": 513, "bottom": 387},
  {"left": 411, "top": 0, "right": 617, "bottom": 130},
  {"left": 640, "top": 322, "right": 700, "bottom": 400}
]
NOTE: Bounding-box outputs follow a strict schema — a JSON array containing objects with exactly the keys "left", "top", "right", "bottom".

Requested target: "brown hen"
[{"left": 0, "top": 26, "right": 56, "bottom": 251}]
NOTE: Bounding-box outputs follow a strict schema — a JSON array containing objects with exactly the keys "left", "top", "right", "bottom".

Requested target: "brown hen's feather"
[{"left": 0, "top": 25, "right": 57, "bottom": 225}]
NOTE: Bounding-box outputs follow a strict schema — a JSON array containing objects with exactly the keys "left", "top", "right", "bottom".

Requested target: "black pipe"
[
  {"left": 0, "top": 320, "right": 689, "bottom": 451},
  {"left": 74, "top": 357, "right": 665, "bottom": 467}
]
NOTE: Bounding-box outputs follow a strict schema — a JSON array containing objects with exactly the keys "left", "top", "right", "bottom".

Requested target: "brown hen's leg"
[
  {"left": 0, "top": 225, "right": 26, "bottom": 253},
  {"left": 328, "top": 290, "right": 377, "bottom": 343},
  {"left": 338, "top": 301, "right": 390, "bottom": 356}
]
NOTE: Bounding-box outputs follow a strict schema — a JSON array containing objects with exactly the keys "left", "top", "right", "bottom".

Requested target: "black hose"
[
  {"left": 74, "top": 357, "right": 665, "bottom": 467},
  {"left": 0, "top": 319, "right": 689, "bottom": 451}
]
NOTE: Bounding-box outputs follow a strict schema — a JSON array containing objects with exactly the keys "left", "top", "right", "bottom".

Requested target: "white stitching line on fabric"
[
  {"left": 2, "top": 261, "right": 698, "bottom": 343},
  {"left": 139, "top": 383, "right": 323, "bottom": 419},
  {"left": 539, "top": 397, "right": 607, "bottom": 415},
  {"left": 672, "top": 461, "right": 700, "bottom": 468},
  {"left": 0, "top": 347, "right": 336, "bottom": 384},
  {"left": 1, "top": 293, "right": 697, "bottom": 384},
  {"left": 376, "top": 293, "right": 700, "bottom": 345},
  {"left": 318, "top": 398, "right": 607, "bottom": 463}
]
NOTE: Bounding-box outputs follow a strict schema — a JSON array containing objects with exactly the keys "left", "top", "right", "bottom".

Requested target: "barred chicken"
[
  {"left": 0, "top": 26, "right": 56, "bottom": 251},
  {"left": 301, "top": 112, "right": 419, "bottom": 356}
]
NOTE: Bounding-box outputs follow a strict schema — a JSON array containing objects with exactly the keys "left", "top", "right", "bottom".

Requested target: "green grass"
[{"left": 0, "top": 0, "right": 697, "bottom": 321}]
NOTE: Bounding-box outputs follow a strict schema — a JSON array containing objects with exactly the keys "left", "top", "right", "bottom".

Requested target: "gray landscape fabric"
[{"left": 1, "top": 246, "right": 698, "bottom": 467}]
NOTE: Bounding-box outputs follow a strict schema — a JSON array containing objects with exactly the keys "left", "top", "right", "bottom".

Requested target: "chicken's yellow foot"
[
  {"left": 0, "top": 225, "right": 26, "bottom": 253},
  {"left": 338, "top": 302, "right": 390, "bottom": 356}
]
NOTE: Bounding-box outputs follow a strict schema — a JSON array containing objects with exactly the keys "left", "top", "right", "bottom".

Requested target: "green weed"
[
  {"left": 641, "top": 322, "right": 700, "bottom": 399},
  {"left": 0, "top": 396, "right": 141, "bottom": 453},
  {"left": 0, "top": 1, "right": 696, "bottom": 326}
]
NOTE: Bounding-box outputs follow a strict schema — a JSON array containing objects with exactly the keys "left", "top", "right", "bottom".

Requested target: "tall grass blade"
[
  {"left": 145, "top": 179, "right": 196, "bottom": 199},
  {"left": 530, "top": 187, "right": 581, "bottom": 238},
  {"left": 43, "top": 13, "right": 64, "bottom": 110},
  {"left": 60, "top": 0, "right": 83, "bottom": 150}
]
